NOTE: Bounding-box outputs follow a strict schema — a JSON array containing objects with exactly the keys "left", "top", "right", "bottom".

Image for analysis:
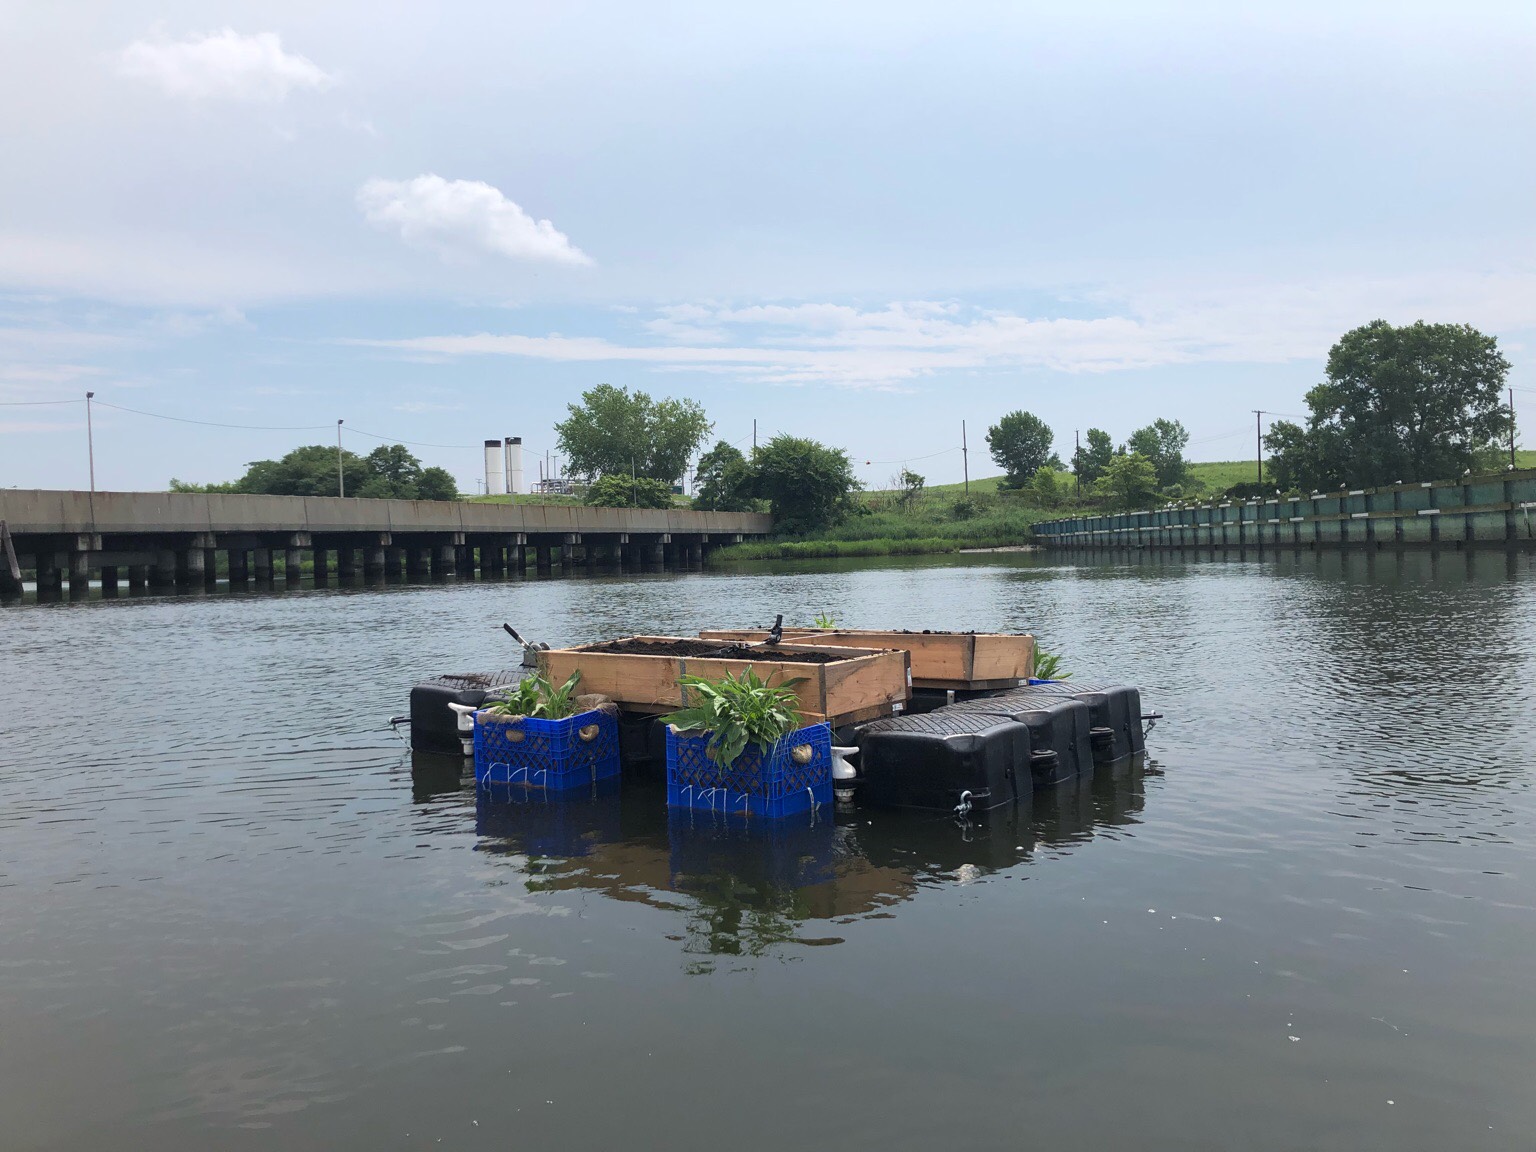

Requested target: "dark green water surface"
[{"left": 2, "top": 551, "right": 1533, "bottom": 1151}]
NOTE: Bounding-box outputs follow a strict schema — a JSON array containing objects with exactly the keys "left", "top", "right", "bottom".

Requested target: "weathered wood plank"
[
  {"left": 539, "top": 636, "right": 907, "bottom": 725},
  {"left": 700, "top": 628, "right": 1032, "bottom": 690}
]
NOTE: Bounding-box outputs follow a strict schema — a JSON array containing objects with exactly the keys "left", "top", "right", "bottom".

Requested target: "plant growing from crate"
[
  {"left": 662, "top": 668, "right": 834, "bottom": 818},
  {"left": 473, "top": 670, "right": 620, "bottom": 790},
  {"left": 486, "top": 670, "right": 584, "bottom": 720},
  {"left": 812, "top": 612, "right": 837, "bottom": 631},
  {"left": 1031, "top": 647, "right": 1070, "bottom": 683}
]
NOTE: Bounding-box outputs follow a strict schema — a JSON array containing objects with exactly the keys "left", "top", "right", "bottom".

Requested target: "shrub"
[
  {"left": 585, "top": 473, "right": 674, "bottom": 508},
  {"left": 662, "top": 668, "right": 806, "bottom": 767}
]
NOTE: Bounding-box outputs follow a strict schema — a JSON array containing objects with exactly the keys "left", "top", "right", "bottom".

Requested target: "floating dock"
[{"left": 407, "top": 628, "right": 1152, "bottom": 815}]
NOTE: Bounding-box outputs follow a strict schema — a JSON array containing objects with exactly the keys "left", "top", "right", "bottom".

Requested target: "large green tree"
[
  {"left": 1097, "top": 452, "right": 1159, "bottom": 510},
  {"left": 236, "top": 445, "right": 371, "bottom": 497},
  {"left": 748, "top": 435, "right": 861, "bottom": 533},
  {"left": 1072, "top": 428, "right": 1114, "bottom": 486},
  {"left": 986, "top": 410, "right": 1059, "bottom": 486},
  {"left": 1125, "top": 418, "right": 1190, "bottom": 489},
  {"left": 555, "top": 384, "right": 712, "bottom": 482},
  {"left": 356, "top": 444, "right": 459, "bottom": 501},
  {"left": 1265, "top": 320, "right": 1513, "bottom": 490},
  {"left": 692, "top": 440, "right": 756, "bottom": 511}
]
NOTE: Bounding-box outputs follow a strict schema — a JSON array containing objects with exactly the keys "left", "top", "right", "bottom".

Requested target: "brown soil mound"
[{"left": 581, "top": 638, "right": 842, "bottom": 664}]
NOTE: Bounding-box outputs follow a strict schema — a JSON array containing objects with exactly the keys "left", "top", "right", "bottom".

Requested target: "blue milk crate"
[
  {"left": 666, "top": 722, "right": 833, "bottom": 818},
  {"left": 473, "top": 708, "right": 620, "bottom": 792}
]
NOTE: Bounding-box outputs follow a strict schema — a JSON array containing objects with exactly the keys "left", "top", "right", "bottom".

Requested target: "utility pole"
[
  {"left": 1074, "top": 429, "right": 1080, "bottom": 498},
  {"left": 1505, "top": 388, "right": 1517, "bottom": 470},
  {"left": 336, "top": 419, "right": 345, "bottom": 497},
  {"left": 753, "top": 419, "right": 757, "bottom": 451},
  {"left": 962, "top": 420, "right": 969, "bottom": 495},
  {"left": 86, "top": 393, "right": 96, "bottom": 497},
  {"left": 1253, "top": 410, "right": 1264, "bottom": 484}
]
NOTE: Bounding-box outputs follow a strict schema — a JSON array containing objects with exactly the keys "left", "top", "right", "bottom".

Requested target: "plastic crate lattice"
[
  {"left": 666, "top": 723, "right": 833, "bottom": 818},
  {"left": 473, "top": 708, "right": 620, "bottom": 791}
]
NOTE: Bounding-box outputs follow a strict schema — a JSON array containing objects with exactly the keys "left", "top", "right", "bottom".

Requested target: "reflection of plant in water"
[{"left": 678, "top": 875, "right": 814, "bottom": 974}]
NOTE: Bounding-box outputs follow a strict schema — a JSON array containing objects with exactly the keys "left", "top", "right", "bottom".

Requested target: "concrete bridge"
[{"left": 0, "top": 489, "right": 772, "bottom": 599}]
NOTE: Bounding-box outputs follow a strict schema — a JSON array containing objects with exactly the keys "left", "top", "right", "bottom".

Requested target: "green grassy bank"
[{"left": 712, "top": 456, "right": 1536, "bottom": 562}]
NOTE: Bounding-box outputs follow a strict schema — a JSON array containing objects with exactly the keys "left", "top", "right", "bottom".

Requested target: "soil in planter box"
[{"left": 582, "top": 638, "right": 842, "bottom": 663}]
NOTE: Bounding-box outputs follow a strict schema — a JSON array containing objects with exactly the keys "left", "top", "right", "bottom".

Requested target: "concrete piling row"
[{"left": 4, "top": 530, "right": 721, "bottom": 602}]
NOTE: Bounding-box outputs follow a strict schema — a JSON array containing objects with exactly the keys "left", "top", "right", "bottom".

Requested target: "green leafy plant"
[
  {"left": 812, "top": 612, "right": 837, "bottom": 630},
  {"left": 1033, "top": 647, "right": 1070, "bottom": 681},
  {"left": 662, "top": 667, "right": 806, "bottom": 767},
  {"left": 487, "top": 670, "right": 584, "bottom": 720}
]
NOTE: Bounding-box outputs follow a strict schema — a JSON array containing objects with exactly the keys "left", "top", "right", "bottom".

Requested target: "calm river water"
[{"left": 2, "top": 551, "right": 1534, "bottom": 1151}]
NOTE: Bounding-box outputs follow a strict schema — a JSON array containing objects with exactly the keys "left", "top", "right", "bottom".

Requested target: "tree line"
[
  {"left": 553, "top": 384, "right": 859, "bottom": 533},
  {"left": 982, "top": 410, "right": 1194, "bottom": 511},
  {"left": 171, "top": 443, "right": 459, "bottom": 500},
  {"left": 170, "top": 320, "right": 1515, "bottom": 525},
  {"left": 984, "top": 320, "right": 1515, "bottom": 510}
]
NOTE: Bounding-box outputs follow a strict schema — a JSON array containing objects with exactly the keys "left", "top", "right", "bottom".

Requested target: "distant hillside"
[{"left": 894, "top": 455, "right": 1536, "bottom": 499}]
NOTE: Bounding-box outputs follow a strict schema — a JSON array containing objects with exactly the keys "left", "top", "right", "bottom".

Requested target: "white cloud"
[
  {"left": 357, "top": 175, "right": 592, "bottom": 266},
  {"left": 118, "top": 30, "right": 334, "bottom": 103},
  {"left": 348, "top": 269, "right": 1536, "bottom": 389}
]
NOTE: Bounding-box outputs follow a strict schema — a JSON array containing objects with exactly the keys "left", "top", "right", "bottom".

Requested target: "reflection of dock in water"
[{"left": 412, "top": 752, "right": 1154, "bottom": 963}]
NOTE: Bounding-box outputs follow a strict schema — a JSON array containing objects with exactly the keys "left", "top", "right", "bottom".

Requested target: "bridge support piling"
[
  {"left": 202, "top": 548, "right": 217, "bottom": 587},
  {"left": 510, "top": 544, "right": 526, "bottom": 574},
  {"left": 405, "top": 548, "right": 425, "bottom": 579},
  {"left": 128, "top": 564, "right": 148, "bottom": 590},
  {"left": 535, "top": 543, "right": 552, "bottom": 575},
  {"left": 100, "top": 565, "right": 119, "bottom": 596},
  {"left": 252, "top": 548, "right": 273, "bottom": 585},
  {"left": 434, "top": 544, "right": 456, "bottom": 577},
  {"left": 69, "top": 551, "right": 90, "bottom": 599},
  {"left": 38, "top": 555, "right": 63, "bottom": 600},
  {"left": 227, "top": 549, "right": 248, "bottom": 585},
  {"left": 337, "top": 547, "right": 356, "bottom": 580},
  {"left": 152, "top": 549, "right": 178, "bottom": 588},
  {"left": 183, "top": 547, "right": 206, "bottom": 586},
  {"left": 364, "top": 546, "right": 385, "bottom": 581},
  {"left": 688, "top": 543, "right": 703, "bottom": 568},
  {"left": 312, "top": 548, "right": 329, "bottom": 584},
  {"left": 284, "top": 547, "right": 303, "bottom": 585}
]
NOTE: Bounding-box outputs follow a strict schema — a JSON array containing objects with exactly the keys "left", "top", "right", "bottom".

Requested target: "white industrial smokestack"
[
  {"left": 483, "top": 439, "right": 506, "bottom": 496},
  {"left": 506, "top": 436, "right": 523, "bottom": 495}
]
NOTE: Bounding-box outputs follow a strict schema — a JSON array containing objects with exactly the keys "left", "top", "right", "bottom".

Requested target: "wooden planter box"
[
  {"left": 698, "top": 629, "right": 1034, "bottom": 691},
  {"left": 537, "top": 636, "right": 909, "bottom": 726}
]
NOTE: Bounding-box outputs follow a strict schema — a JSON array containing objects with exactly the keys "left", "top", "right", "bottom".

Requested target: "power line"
[
  {"left": 1187, "top": 426, "right": 1251, "bottom": 445},
  {"left": 74, "top": 399, "right": 549, "bottom": 454},
  {"left": 93, "top": 400, "right": 332, "bottom": 432},
  {"left": 0, "top": 398, "right": 85, "bottom": 407},
  {"left": 860, "top": 446, "right": 963, "bottom": 465},
  {"left": 342, "top": 425, "right": 483, "bottom": 450}
]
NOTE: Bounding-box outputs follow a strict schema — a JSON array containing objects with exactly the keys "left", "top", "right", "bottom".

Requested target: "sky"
[{"left": 2, "top": 0, "right": 1533, "bottom": 492}]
